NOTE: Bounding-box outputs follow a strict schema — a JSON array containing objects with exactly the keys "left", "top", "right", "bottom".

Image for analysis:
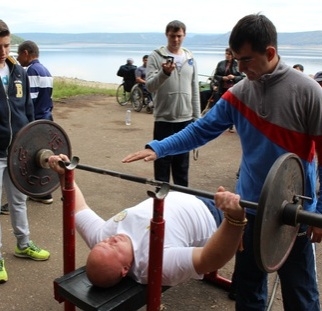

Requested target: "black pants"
[{"left": 153, "top": 120, "right": 192, "bottom": 186}]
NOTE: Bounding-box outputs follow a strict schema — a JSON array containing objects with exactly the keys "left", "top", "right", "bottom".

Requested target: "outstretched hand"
[
  {"left": 48, "top": 154, "right": 70, "bottom": 175},
  {"left": 214, "top": 186, "right": 245, "bottom": 221},
  {"left": 122, "top": 149, "right": 157, "bottom": 163}
]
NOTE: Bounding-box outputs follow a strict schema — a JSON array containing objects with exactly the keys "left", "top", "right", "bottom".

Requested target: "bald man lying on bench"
[{"left": 49, "top": 154, "right": 246, "bottom": 288}]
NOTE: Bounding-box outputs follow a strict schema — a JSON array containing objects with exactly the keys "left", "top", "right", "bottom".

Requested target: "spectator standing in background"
[
  {"left": 146, "top": 20, "right": 200, "bottom": 187},
  {"left": 214, "top": 47, "right": 244, "bottom": 132},
  {"left": 17, "top": 40, "right": 54, "bottom": 204}
]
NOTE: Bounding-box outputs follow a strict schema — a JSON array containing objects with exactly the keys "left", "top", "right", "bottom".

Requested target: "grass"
[{"left": 53, "top": 78, "right": 117, "bottom": 100}]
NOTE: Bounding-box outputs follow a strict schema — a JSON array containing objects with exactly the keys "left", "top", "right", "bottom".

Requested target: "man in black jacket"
[
  {"left": 0, "top": 19, "right": 50, "bottom": 284},
  {"left": 117, "top": 58, "right": 137, "bottom": 92}
]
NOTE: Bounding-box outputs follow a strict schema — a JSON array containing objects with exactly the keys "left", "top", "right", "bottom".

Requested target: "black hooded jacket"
[{"left": 0, "top": 56, "right": 34, "bottom": 157}]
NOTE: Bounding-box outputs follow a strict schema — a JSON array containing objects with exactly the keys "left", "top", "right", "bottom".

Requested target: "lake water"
[{"left": 21, "top": 44, "right": 322, "bottom": 84}]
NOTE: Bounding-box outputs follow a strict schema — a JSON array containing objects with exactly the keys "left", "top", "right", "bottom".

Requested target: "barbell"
[{"left": 7, "top": 120, "right": 322, "bottom": 273}]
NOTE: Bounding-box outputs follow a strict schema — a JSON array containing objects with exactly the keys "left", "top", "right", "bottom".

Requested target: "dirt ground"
[{"left": 1, "top": 93, "right": 321, "bottom": 310}]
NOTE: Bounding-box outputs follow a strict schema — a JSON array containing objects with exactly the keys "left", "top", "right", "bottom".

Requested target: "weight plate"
[
  {"left": 8, "top": 120, "right": 72, "bottom": 197},
  {"left": 254, "top": 153, "right": 304, "bottom": 272}
]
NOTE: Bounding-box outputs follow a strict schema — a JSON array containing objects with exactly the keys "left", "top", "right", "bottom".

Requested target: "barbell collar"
[
  {"left": 282, "top": 201, "right": 303, "bottom": 227},
  {"left": 37, "top": 149, "right": 54, "bottom": 169}
]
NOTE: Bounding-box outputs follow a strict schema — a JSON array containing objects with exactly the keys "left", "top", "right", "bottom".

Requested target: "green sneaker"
[
  {"left": 0, "top": 259, "right": 8, "bottom": 283},
  {"left": 14, "top": 241, "right": 50, "bottom": 261}
]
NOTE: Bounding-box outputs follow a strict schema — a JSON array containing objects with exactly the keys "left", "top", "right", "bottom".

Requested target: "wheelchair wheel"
[
  {"left": 130, "top": 84, "right": 144, "bottom": 112},
  {"left": 116, "top": 83, "right": 130, "bottom": 106},
  {"left": 146, "top": 106, "right": 153, "bottom": 114}
]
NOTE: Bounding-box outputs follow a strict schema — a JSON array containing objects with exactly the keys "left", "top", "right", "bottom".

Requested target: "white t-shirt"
[
  {"left": 75, "top": 191, "right": 217, "bottom": 286},
  {"left": 0, "top": 63, "right": 10, "bottom": 93}
]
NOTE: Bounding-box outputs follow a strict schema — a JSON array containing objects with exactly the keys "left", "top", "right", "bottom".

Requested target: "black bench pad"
[{"left": 54, "top": 266, "right": 169, "bottom": 311}]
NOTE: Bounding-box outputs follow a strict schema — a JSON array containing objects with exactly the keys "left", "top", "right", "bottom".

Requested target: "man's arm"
[
  {"left": 135, "top": 67, "right": 145, "bottom": 84},
  {"left": 192, "top": 186, "right": 246, "bottom": 274},
  {"left": 145, "top": 51, "right": 174, "bottom": 93},
  {"left": 48, "top": 154, "right": 89, "bottom": 213},
  {"left": 307, "top": 154, "right": 322, "bottom": 243},
  {"left": 22, "top": 67, "right": 35, "bottom": 122},
  {"left": 122, "top": 148, "right": 157, "bottom": 163}
]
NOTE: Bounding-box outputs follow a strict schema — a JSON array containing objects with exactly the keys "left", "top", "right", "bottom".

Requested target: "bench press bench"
[
  {"left": 54, "top": 266, "right": 170, "bottom": 311},
  {"left": 54, "top": 267, "right": 230, "bottom": 311}
]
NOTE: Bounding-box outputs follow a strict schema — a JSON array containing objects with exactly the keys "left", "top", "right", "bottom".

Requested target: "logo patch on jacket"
[{"left": 14, "top": 80, "right": 23, "bottom": 98}]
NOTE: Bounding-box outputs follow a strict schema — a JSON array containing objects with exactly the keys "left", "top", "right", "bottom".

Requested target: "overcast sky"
[{"left": 2, "top": 0, "right": 321, "bottom": 34}]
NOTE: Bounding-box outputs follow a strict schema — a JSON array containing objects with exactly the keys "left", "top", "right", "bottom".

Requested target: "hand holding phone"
[
  {"left": 162, "top": 56, "right": 175, "bottom": 75},
  {"left": 166, "top": 56, "right": 174, "bottom": 64}
]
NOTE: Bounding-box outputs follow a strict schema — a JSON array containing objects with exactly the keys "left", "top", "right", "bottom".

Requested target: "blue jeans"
[
  {"left": 234, "top": 214, "right": 320, "bottom": 311},
  {"left": 197, "top": 196, "right": 223, "bottom": 227}
]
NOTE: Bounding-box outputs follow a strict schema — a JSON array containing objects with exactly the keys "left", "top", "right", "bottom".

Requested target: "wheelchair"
[
  {"left": 116, "top": 81, "right": 135, "bottom": 106},
  {"left": 130, "top": 83, "right": 153, "bottom": 113}
]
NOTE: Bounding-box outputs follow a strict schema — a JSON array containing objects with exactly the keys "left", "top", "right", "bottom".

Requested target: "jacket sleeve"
[
  {"left": 147, "top": 103, "right": 228, "bottom": 157},
  {"left": 191, "top": 61, "right": 201, "bottom": 119},
  {"left": 232, "top": 62, "right": 245, "bottom": 83},
  {"left": 117, "top": 66, "right": 124, "bottom": 77},
  {"left": 23, "top": 69, "right": 35, "bottom": 122},
  {"left": 214, "top": 61, "right": 225, "bottom": 82},
  {"left": 146, "top": 52, "right": 170, "bottom": 93}
]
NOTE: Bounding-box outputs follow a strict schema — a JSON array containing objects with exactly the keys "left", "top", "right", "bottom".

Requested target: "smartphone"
[{"left": 166, "top": 56, "right": 174, "bottom": 64}]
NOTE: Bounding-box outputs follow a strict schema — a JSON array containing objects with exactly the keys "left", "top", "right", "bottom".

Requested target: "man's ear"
[
  {"left": 121, "top": 265, "right": 130, "bottom": 278},
  {"left": 266, "top": 46, "right": 276, "bottom": 62}
]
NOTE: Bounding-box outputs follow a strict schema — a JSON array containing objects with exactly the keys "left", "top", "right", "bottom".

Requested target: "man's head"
[
  {"left": 165, "top": 20, "right": 186, "bottom": 53},
  {"left": 0, "top": 20, "right": 10, "bottom": 66},
  {"left": 229, "top": 14, "right": 279, "bottom": 81},
  {"left": 314, "top": 71, "right": 322, "bottom": 87},
  {"left": 127, "top": 58, "right": 134, "bottom": 65},
  {"left": 0, "top": 20, "right": 10, "bottom": 37},
  {"left": 86, "top": 234, "right": 134, "bottom": 288},
  {"left": 293, "top": 64, "right": 304, "bottom": 72},
  {"left": 17, "top": 40, "right": 39, "bottom": 66},
  {"left": 225, "top": 48, "right": 233, "bottom": 62},
  {"left": 142, "top": 55, "right": 148, "bottom": 67},
  {"left": 165, "top": 20, "right": 186, "bottom": 35}
]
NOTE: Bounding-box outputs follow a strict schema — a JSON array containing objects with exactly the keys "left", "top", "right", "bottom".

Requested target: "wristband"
[{"left": 224, "top": 213, "right": 248, "bottom": 227}]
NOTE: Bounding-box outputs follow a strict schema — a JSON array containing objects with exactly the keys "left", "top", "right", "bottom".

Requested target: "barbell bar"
[{"left": 7, "top": 120, "right": 322, "bottom": 273}]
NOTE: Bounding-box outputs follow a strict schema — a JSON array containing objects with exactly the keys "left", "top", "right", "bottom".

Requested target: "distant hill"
[
  {"left": 14, "top": 31, "right": 322, "bottom": 47},
  {"left": 11, "top": 34, "right": 24, "bottom": 45}
]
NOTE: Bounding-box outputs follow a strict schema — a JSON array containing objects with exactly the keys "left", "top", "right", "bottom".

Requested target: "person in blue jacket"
[
  {"left": 123, "top": 14, "right": 322, "bottom": 311},
  {"left": 17, "top": 40, "right": 54, "bottom": 204}
]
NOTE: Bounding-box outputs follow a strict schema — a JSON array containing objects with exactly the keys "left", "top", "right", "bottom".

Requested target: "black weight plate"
[
  {"left": 254, "top": 153, "right": 304, "bottom": 273},
  {"left": 8, "top": 120, "right": 72, "bottom": 197}
]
